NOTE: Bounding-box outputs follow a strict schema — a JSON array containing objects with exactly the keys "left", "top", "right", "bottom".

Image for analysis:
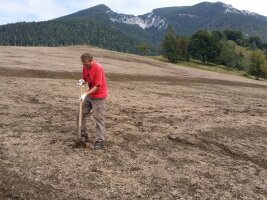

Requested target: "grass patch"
[{"left": 151, "top": 56, "right": 250, "bottom": 78}]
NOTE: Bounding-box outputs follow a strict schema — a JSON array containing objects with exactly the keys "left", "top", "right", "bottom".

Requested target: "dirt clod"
[{"left": 73, "top": 140, "right": 87, "bottom": 148}]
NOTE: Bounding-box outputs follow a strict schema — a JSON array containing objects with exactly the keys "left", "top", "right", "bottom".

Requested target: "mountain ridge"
[
  {"left": 0, "top": 1, "right": 267, "bottom": 54},
  {"left": 57, "top": 2, "right": 267, "bottom": 30}
]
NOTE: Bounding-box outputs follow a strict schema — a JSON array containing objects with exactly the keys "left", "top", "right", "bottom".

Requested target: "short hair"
[{"left": 81, "top": 53, "right": 93, "bottom": 61}]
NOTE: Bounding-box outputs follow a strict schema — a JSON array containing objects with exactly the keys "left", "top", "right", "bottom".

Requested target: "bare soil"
[{"left": 0, "top": 46, "right": 267, "bottom": 199}]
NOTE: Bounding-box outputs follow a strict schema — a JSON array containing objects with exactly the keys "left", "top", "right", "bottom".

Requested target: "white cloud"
[
  {"left": 0, "top": 0, "right": 266, "bottom": 25},
  {"left": 0, "top": 0, "right": 70, "bottom": 24}
]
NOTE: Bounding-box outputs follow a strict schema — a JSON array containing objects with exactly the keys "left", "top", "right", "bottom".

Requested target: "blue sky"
[{"left": 0, "top": 0, "right": 266, "bottom": 25}]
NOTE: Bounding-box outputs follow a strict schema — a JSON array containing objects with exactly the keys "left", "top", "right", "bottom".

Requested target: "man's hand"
[
  {"left": 79, "top": 93, "right": 87, "bottom": 101},
  {"left": 77, "top": 79, "right": 85, "bottom": 86}
]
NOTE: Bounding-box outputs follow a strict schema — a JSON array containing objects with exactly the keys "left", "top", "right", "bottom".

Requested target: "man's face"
[{"left": 81, "top": 58, "right": 93, "bottom": 68}]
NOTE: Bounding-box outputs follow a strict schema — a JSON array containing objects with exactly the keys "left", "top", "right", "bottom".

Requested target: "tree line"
[
  {"left": 161, "top": 26, "right": 267, "bottom": 79},
  {"left": 0, "top": 19, "right": 159, "bottom": 55}
]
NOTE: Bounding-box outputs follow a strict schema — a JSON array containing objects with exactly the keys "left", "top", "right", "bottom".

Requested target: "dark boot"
[
  {"left": 94, "top": 141, "right": 105, "bottom": 150},
  {"left": 81, "top": 133, "right": 89, "bottom": 142}
]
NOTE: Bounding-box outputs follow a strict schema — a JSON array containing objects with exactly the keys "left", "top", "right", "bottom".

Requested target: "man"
[{"left": 77, "top": 53, "right": 108, "bottom": 150}]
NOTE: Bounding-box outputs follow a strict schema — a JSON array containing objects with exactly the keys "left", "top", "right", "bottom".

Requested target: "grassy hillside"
[
  {"left": 153, "top": 41, "right": 267, "bottom": 81},
  {"left": 232, "top": 40, "right": 267, "bottom": 63},
  {"left": 153, "top": 56, "right": 250, "bottom": 77},
  {"left": 229, "top": 40, "right": 267, "bottom": 79}
]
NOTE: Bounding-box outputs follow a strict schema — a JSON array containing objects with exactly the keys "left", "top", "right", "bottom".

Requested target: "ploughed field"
[{"left": 0, "top": 46, "right": 266, "bottom": 199}]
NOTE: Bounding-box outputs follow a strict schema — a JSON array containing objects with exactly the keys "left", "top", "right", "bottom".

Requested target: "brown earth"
[{"left": 0, "top": 46, "right": 267, "bottom": 199}]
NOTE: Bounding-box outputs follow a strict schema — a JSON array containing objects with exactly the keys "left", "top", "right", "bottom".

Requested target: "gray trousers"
[{"left": 76, "top": 96, "right": 106, "bottom": 142}]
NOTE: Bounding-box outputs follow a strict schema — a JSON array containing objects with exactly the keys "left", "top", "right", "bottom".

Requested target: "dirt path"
[{"left": 0, "top": 46, "right": 266, "bottom": 199}]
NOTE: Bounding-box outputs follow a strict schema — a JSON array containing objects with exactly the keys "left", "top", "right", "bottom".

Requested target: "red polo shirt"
[{"left": 82, "top": 61, "right": 108, "bottom": 99}]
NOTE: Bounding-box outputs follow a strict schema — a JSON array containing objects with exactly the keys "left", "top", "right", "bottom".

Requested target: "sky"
[{"left": 0, "top": 0, "right": 266, "bottom": 25}]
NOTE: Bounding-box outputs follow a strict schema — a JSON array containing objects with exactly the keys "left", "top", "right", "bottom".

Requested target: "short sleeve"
[{"left": 94, "top": 67, "right": 103, "bottom": 86}]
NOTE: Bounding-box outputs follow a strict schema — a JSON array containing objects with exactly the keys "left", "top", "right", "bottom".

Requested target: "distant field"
[
  {"left": 0, "top": 46, "right": 266, "bottom": 199},
  {"left": 152, "top": 56, "right": 251, "bottom": 78}
]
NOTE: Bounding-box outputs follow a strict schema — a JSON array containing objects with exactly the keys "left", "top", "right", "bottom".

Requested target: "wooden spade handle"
[{"left": 78, "top": 86, "right": 83, "bottom": 139}]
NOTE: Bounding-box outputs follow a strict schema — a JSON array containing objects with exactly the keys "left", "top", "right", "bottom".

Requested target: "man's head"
[{"left": 81, "top": 53, "right": 93, "bottom": 68}]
